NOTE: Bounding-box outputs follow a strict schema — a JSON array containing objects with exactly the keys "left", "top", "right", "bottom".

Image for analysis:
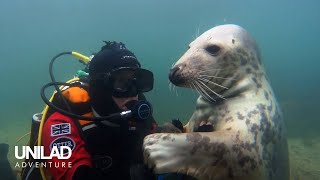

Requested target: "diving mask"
[{"left": 94, "top": 67, "right": 154, "bottom": 97}]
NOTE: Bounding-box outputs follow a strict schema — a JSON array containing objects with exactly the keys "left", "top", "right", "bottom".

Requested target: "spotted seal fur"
[{"left": 143, "top": 24, "right": 289, "bottom": 180}]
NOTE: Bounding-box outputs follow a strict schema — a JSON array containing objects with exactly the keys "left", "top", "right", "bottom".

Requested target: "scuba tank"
[
  {"left": 20, "top": 113, "right": 43, "bottom": 180},
  {"left": 30, "top": 113, "right": 42, "bottom": 147}
]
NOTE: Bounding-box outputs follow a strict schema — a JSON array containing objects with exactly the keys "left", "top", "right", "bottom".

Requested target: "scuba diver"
[{"left": 40, "top": 41, "right": 158, "bottom": 180}]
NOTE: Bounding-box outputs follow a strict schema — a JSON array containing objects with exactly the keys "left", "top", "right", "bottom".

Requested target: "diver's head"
[{"left": 89, "top": 41, "right": 153, "bottom": 115}]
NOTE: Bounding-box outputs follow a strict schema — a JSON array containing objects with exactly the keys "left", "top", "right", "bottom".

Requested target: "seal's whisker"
[
  {"left": 198, "top": 77, "right": 229, "bottom": 90},
  {"left": 193, "top": 81, "right": 207, "bottom": 98},
  {"left": 199, "top": 87, "right": 217, "bottom": 103},
  {"left": 189, "top": 83, "right": 197, "bottom": 96},
  {"left": 197, "top": 69, "right": 224, "bottom": 73},
  {"left": 198, "top": 80, "right": 226, "bottom": 99},
  {"left": 171, "top": 61, "right": 175, "bottom": 68},
  {"left": 172, "top": 85, "right": 177, "bottom": 96},
  {"left": 214, "top": 68, "right": 221, "bottom": 77},
  {"left": 168, "top": 81, "right": 173, "bottom": 92},
  {"left": 199, "top": 74, "right": 236, "bottom": 81},
  {"left": 196, "top": 25, "right": 200, "bottom": 39},
  {"left": 196, "top": 80, "right": 219, "bottom": 102},
  {"left": 198, "top": 85, "right": 216, "bottom": 103},
  {"left": 194, "top": 81, "right": 216, "bottom": 103},
  {"left": 192, "top": 82, "right": 202, "bottom": 96},
  {"left": 192, "top": 25, "right": 201, "bottom": 40},
  {"left": 174, "top": 85, "right": 179, "bottom": 96}
]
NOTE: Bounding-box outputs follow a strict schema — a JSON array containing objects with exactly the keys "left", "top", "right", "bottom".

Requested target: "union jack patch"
[{"left": 51, "top": 123, "right": 71, "bottom": 137}]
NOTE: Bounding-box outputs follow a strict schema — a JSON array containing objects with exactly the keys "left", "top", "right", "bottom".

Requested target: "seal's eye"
[{"left": 206, "top": 45, "right": 221, "bottom": 56}]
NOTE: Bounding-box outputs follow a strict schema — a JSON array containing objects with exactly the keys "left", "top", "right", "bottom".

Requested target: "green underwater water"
[{"left": 0, "top": 0, "right": 319, "bottom": 179}]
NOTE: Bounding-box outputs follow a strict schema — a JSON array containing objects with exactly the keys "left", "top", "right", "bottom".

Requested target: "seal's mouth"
[
  {"left": 169, "top": 63, "right": 229, "bottom": 103},
  {"left": 169, "top": 65, "right": 187, "bottom": 86}
]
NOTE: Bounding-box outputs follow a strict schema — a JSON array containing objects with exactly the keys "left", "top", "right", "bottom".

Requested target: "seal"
[{"left": 143, "top": 24, "right": 289, "bottom": 180}]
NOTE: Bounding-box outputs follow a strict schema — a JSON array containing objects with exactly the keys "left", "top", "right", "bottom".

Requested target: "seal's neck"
[{"left": 222, "top": 70, "right": 266, "bottom": 97}]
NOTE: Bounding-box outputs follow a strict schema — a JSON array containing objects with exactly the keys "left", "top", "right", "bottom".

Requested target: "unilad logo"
[
  {"left": 15, "top": 146, "right": 72, "bottom": 160},
  {"left": 14, "top": 146, "right": 72, "bottom": 169}
]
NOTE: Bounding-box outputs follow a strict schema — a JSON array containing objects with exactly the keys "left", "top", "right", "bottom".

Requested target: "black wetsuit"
[{"left": 73, "top": 117, "right": 156, "bottom": 180}]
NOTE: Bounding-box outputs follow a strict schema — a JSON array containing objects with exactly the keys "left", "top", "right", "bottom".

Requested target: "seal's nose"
[{"left": 169, "top": 65, "right": 184, "bottom": 85}]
